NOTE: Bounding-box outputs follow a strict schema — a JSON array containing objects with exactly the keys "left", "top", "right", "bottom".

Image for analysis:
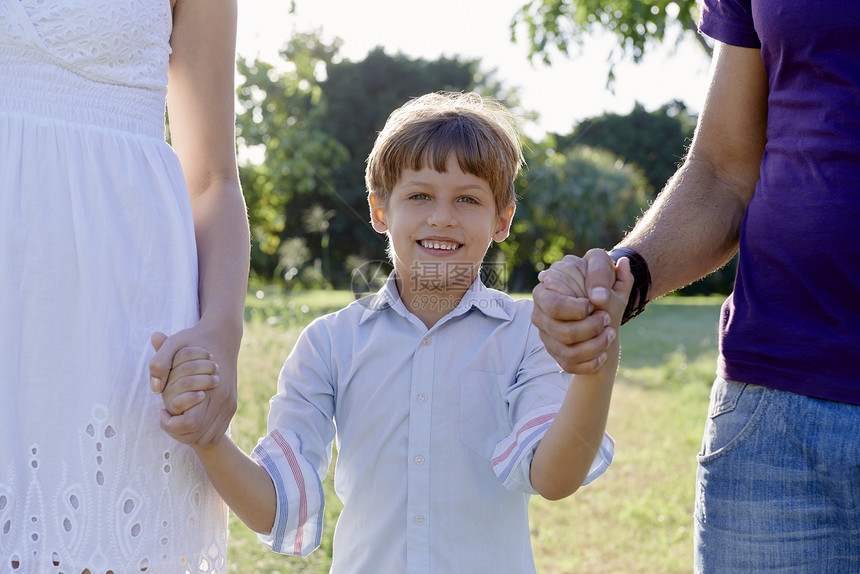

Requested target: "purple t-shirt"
[{"left": 700, "top": 0, "right": 860, "bottom": 404}]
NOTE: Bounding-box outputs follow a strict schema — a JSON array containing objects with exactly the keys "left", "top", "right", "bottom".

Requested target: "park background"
[{"left": 220, "top": 1, "right": 734, "bottom": 571}]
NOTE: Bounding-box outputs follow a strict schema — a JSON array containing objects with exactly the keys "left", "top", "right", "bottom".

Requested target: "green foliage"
[
  {"left": 236, "top": 32, "right": 349, "bottom": 276},
  {"left": 556, "top": 100, "right": 696, "bottom": 196},
  {"left": 503, "top": 140, "right": 649, "bottom": 288},
  {"left": 547, "top": 102, "right": 737, "bottom": 295},
  {"left": 512, "top": 0, "right": 710, "bottom": 82},
  {"left": 243, "top": 287, "right": 355, "bottom": 328},
  {"left": 679, "top": 253, "right": 737, "bottom": 296},
  {"left": 320, "top": 48, "right": 492, "bottom": 166}
]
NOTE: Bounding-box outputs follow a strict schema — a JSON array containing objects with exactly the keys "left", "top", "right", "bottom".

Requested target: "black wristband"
[{"left": 608, "top": 247, "right": 651, "bottom": 324}]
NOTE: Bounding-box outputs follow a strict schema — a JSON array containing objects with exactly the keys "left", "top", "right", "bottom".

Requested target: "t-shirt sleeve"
[
  {"left": 699, "top": 0, "right": 761, "bottom": 48},
  {"left": 489, "top": 325, "right": 614, "bottom": 494},
  {"left": 250, "top": 321, "right": 337, "bottom": 557}
]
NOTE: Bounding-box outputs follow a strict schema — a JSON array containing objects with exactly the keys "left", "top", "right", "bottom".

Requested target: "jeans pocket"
[
  {"left": 697, "top": 378, "right": 769, "bottom": 465},
  {"left": 459, "top": 371, "right": 507, "bottom": 460}
]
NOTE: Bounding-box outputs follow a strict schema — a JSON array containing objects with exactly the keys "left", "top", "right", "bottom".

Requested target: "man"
[{"left": 531, "top": 1, "right": 860, "bottom": 572}]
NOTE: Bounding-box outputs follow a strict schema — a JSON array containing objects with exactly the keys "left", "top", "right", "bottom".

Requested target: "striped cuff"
[
  {"left": 491, "top": 407, "right": 615, "bottom": 493},
  {"left": 492, "top": 407, "right": 557, "bottom": 493},
  {"left": 582, "top": 432, "right": 614, "bottom": 486},
  {"left": 251, "top": 429, "right": 326, "bottom": 557}
]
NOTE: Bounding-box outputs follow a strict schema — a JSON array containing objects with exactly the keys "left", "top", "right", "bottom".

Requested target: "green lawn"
[{"left": 227, "top": 290, "right": 724, "bottom": 573}]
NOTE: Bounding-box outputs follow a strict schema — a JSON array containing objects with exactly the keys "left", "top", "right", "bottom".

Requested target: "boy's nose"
[{"left": 427, "top": 203, "right": 455, "bottom": 227}]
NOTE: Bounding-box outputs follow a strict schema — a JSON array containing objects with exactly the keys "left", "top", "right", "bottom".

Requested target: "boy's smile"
[
  {"left": 418, "top": 239, "right": 460, "bottom": 252},
  {"left": 369, "top": 153, "right": 514, "bottom": 322}
]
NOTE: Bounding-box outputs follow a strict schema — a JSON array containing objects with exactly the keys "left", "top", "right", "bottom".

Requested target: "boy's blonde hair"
[{"left": 365, "top": 92, "right": 523, "bottom": 215}]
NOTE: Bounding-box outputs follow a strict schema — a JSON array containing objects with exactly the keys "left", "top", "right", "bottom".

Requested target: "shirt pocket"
[{"left": 458, "top": 370, "right": 509, "bottom": 461}]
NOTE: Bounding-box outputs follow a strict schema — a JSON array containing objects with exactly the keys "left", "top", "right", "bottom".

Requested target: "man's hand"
[{"left": 531, "top": 249, "right": 618, "bottom": 374}]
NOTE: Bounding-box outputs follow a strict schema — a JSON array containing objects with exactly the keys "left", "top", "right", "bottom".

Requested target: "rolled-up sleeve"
[
  {"left": 491, "top": 404, "right": 557, "bottom": 493},
  {"left": 252, "top": 430, "right": 326, "bottom": 556},
  {"left": 491, "top": 323, "right": 615, "bottom": 493},
  {"left": 251, "top": 319, "right": 338, "bottom": 556}
]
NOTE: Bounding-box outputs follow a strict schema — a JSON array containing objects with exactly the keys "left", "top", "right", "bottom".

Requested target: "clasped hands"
[
  {"left": 149, "top": 323, "right": 236, "bottom": 447},
  {"left": 531, "top": 248, "right": 627, "bottom": 374}
]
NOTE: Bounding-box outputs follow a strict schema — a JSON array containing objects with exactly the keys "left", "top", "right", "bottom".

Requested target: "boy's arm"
[
  {"left": 191, "top": 438, "right": 277, "bottom": 534},
  {"left": 158, "top": 322, "right": 336, "bottom": 555},
  {"left": 151, "top": 340, "right": 277, "bottom": 534},
  {"left": 529, "top": 258, "right": 632, "bottom": 500}
]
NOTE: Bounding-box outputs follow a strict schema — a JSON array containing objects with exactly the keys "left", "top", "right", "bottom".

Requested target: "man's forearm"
[{"left": 616, "top": 156, "right": 751, "bottom": 301}]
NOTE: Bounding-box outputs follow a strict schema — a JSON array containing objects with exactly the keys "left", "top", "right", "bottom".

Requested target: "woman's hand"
[{"left": 150, "top": 323, "right": 238, "bottom": 446}]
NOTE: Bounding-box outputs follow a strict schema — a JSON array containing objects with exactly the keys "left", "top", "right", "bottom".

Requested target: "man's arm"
[
  {"left": 532, "top": 42, "right": 769, "bottom": 373},
  {"left": 618, "top": 42, "right": 768, "bottom": 299}
]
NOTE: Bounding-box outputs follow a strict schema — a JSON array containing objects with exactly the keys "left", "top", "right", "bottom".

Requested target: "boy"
[{"left": 159, "top": 92, "right": 632, "bottom": 572}]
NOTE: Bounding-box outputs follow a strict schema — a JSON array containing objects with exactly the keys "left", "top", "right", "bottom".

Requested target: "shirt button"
[
  {"left": 414, "top": 454, "right": 425, "bottom": 466},
  {"left": 414, "top": 514, "right": 425, "bottom": 526},
  {"left": 416, "top": 393, "right": 427, "bottom": 403},
  {"left": 422, "top": 337, "right": 431, "bottom": 346}
]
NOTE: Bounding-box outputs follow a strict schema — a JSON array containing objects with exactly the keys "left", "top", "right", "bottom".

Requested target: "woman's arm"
[{"left": 150, "top": 0, "right": 251, "bottom": 446}]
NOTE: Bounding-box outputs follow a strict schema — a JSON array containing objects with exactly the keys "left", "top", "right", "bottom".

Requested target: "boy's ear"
[
  {"left": 492, "top": 204, "right": 516, "bottom": 242},
  {"left": 368, "top": 193, "right": 388, "bottom": 232}
]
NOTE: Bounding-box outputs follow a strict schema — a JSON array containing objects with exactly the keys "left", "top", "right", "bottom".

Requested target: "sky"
[{"left": 236, "top": 0, "right": 714, "bottom": 139}]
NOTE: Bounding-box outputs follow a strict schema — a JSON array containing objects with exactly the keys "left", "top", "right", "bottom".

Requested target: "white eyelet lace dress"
[{"left": 0, "top": 1, "right": 228, "bottom": 573}]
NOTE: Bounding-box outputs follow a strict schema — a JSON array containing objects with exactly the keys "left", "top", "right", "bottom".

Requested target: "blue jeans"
[{"left": 695, "top": 378, "right": 860, "bottom": 573}]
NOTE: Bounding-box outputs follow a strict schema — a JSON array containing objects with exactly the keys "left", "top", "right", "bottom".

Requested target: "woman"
[{"left": 0, "top": 0, "right": 249, "bottom": 572}]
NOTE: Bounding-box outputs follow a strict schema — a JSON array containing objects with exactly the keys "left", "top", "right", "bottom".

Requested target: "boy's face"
[{"left": 369, "top": 153, "right": 514, "bottom": 296}]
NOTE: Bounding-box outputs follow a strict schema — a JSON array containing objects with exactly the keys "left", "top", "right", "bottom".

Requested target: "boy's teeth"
[{"left": 422, "top": 240, "right": 457, "bottom": 250}]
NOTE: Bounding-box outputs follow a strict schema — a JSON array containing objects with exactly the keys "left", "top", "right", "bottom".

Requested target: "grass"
[{"left": 227, "top": 290, "right": 725, "bottom": 573}]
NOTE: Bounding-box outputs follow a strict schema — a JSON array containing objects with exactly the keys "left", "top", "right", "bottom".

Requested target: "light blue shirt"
[{"left": 252, "top": 274, "right": 613, "bottom": 573}]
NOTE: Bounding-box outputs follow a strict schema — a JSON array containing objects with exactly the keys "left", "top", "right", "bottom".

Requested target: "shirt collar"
[
  {"left": 459, "top": 277, "right": 512, "bottom": 322},
  {"left": 356, "top": 273, "right": 397, "bottom": 325},
  {"left": 358, "top": 271, "right": 512, "bottom": 325}
]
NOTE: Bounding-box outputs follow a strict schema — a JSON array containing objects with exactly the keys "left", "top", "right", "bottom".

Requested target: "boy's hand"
[
  {"left": 537, "top": 254, "right": 589, "bottom": 299},
  {"left": 151, "top": 332, "right": 219, "bottom": 416},
  {"left": 150, "top": 328, "right": 235, "bottom": 446},
  {"left": 532, "top": 252, "right": 632, "bottom": 374},
  {"left": 532, "top": 254, "right": 611, "bottom": 373}
]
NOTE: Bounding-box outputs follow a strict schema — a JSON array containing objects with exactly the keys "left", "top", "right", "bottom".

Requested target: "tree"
[
  {"left": 555, "top": 100, "right": 696, "bottom": 195},
  {"left": 512, "top": 0, "right": 710, "bottom": 82},
  {"left": 501, "top": 138, "right": 649, "bottom": 290},
  {"left": 236, "top": 31, "right": 349, "bottom": 278}
]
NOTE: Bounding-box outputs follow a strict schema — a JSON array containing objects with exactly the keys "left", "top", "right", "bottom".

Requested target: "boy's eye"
[
  {"left": 408, "top": 193, "right": 429, "bottom": 200},
  {"left": 458, "top": 196, "right": 479, "bottom": 204}
]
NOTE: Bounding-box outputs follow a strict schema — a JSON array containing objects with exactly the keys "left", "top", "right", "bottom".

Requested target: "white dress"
[{"left": 0, "top": 1, "right": 227, "bottom": 573}]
